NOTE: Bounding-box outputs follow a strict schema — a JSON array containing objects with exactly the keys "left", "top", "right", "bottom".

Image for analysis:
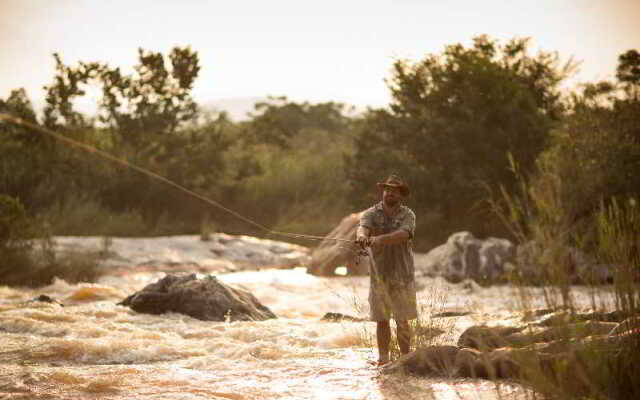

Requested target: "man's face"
[{"left": 382, "top": 187, "right": 403, "bottom": 207}]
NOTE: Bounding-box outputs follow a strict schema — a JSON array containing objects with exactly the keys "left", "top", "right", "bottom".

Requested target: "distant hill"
[
  {"left": 201, "top": 96, "right": 370, "bottom": 121},
  {"left": 29, "top": 95, "right": 370, "bottom": 123},
  {"left": 200, "top": 97, "right": 267, "bottom": 121}
]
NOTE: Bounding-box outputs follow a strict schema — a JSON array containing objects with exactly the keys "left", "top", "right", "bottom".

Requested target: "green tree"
[
  {"left": 245, "top": 96, "right": 353, "bottom": 148},
  {"left": 617, "top": 49, "right": 640, "bottom": 99},
  {"left": 44, "top": 47, "right": 200, "bottom": 154},
  {"left": 0, "top": 89, "right": 57, "bottom": 209},
  {"left": 348, "top": 36, "right": 573, "bottom": 248},
  {"left": 40, "top": 47, "right": 209, "bottom": 223},
  {"left": 528, "top": 49, "right": 640, "bottom": 244},
  {"left": 225, "top": 98, "right": 356, "bottom": 237}
]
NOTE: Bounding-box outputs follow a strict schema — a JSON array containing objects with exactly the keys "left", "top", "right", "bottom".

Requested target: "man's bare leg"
[
  {"left": 396, "top": 320, "right": 411, "bottom": 355},
  {"left": 376, "top": 321, "right": 391, "bottom": 364}
]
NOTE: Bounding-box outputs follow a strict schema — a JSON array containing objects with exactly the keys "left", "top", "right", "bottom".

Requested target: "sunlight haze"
[{"left": 1, "top": 0, "right": 639, "bottom": 113}]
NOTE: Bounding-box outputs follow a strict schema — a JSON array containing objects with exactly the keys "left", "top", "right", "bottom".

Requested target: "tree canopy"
[{"left": 347, "top": 36, "right": 574, "bottom": 246}]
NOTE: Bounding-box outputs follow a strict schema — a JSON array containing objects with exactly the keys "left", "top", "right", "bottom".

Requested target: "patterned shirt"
[{"left": 359, "top": 202, "right": 416, "bottom": 286}]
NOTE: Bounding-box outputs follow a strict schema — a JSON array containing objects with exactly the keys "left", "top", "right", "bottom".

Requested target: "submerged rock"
[
  {"left": 118, "top": 273, "right": 276, "bottom": 322},
  {"left": 30, "top": 294, "right": 64, "bottom": 307},
  {"left": 320, "top": 312, "right": 365, "bottom": 322},
  {"left": 432, "top": 310, "right": 472, "bottom": 318}
]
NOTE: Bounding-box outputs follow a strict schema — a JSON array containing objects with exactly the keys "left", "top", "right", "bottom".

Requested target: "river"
[{"left": 0, "top": 262, "right": 611, "bottom": 399}]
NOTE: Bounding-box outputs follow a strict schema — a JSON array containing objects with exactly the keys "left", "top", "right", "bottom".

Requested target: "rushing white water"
[{"left": 1, "top": 262, "right": 614, "bottom": 400}]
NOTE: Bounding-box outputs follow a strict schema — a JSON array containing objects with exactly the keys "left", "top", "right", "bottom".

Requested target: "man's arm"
[{"left": 370, "top": 229, "right": 410, "bottom": 246}]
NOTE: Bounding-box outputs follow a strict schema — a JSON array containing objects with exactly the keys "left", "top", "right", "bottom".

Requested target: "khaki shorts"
[{"left": 368, "top": 280, "right": 418, "bottom": 322}]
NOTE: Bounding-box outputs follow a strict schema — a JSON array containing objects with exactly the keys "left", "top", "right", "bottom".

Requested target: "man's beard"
[{"left": 383, "top": 197, "right": 399, "bottom": 207}]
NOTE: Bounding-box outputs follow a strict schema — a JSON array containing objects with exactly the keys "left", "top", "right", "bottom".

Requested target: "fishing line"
[{"left": 0, "top": 113, "right": 356, "bottom": 245}]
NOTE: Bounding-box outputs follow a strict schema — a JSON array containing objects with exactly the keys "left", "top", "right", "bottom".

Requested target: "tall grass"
[
  {"left": 596, "top": 198, "right": 640, "bottom": 317},
  {"left": 341, "top": 278, "right": 457, "bottom": 362},
  {"left": 491, "top": 157, "right": 640, "bottom": 399}
]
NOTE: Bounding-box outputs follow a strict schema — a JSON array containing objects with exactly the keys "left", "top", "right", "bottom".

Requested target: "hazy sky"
[{"left": 1, "top": 0, "right": 639, "bottom": 111}]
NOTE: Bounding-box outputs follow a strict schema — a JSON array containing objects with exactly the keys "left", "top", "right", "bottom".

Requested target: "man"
[{"left": 356, "top": 174, "right": 417, "bottom": 366}]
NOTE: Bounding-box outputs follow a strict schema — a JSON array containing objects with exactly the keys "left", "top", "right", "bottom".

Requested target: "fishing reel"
[{"left": 354, "top": 244, "right": 370, "bottom": 265}]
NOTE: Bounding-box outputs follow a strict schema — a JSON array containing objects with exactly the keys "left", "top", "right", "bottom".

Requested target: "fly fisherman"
[{"left": 355, "top": 175, "right": 417, "bottom": 366}]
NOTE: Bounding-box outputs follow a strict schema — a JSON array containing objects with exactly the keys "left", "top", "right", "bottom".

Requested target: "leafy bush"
[
  {"left": 0, "top": 195, "right": 105, "bottom": 287},
  {"left": 0, "top": 195, "right": 33, "bottom": 248},
  {"left": 488, "top": 49, "right": 640, "bottom": 399},
  {"left": 0, "top": 195, "right": 36, "bottom": 284},
  {"left": 347, "top": 36, "right": 574, "bottom": 250},
  {"left": 41, "top": 193, "right": 150, "bottom": 237}
]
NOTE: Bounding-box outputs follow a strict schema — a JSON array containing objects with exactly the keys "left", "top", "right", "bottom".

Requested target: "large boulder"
[
  {"left": 415, "top": 231, "right": 516, "bottom": 284},
  {"left": 307, "top": 212, "right": 369, "bottom": 276},
  {"left": 385, "top": 314, "right": 640, "bottom": 385},
  {"left": 415, "top": 232, "right": 615, "bottom": 285},
  {"left": 118, "top": 273, "right": 276, "bottom": 321},
  {"left": 516, "top": 241, "right": 614, "bottom": 284},
  {"left": 457, "top": 321, "right": 618, "bottom": 352},
  {"left": 457, "top": 325, "right": 525, "bottom": 351}
]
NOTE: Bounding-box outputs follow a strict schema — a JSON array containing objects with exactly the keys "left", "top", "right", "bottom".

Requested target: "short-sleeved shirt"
[{"left": 359, "top": 202, "right": 416, "bottom": 286}]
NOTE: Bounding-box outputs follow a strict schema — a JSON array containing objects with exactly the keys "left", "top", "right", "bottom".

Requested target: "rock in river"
[
  {"left": 119, "top": 273, "right": 277, "bottom": 322},
  {"left": 308, "top": 212, "right": 369, "bottom": 276}
]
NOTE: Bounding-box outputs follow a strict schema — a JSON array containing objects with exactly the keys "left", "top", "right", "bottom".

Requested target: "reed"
[
  {"left": 341, "top": 278, "right": 457, "bottom": 363},
  {"left": 491, "top": 160, "right": 640, "bottom": 399}
]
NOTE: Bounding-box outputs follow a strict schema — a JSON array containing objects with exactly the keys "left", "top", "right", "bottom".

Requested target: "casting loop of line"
[{"left": 0, "top": 113, "right": 357, "bottom": 246}]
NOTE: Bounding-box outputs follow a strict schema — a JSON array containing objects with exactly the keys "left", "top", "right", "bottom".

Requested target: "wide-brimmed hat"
[{"left": 376, "top": 175, "right": 410, "bottom": 196}]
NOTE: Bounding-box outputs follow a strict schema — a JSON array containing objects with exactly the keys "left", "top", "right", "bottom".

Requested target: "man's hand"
[
  {"left": 355, "top": 226, "right": 371, "bottom": 249},
  {"left": 355, "top": 234, "right": 370, "bottom": 249}
]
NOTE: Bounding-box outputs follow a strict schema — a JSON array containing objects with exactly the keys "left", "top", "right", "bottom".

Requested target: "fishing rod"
[{"left": 0, "top": 113, "right": 357, "bottom": 245}]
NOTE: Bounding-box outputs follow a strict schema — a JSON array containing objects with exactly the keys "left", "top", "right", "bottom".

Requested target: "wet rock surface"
[
  {"left": 431, "top": 310, "right": 472, "bottom": 318},
  {"left": 383, "top": 310, "right": 640, "bottom": 385},
  {"left": 51, "top": 234, "right": 310, "bottom": 271},
  {"left": 414, "top": 231, "right": 616, "bottom": 285},
  {"left": 383, "top": 345, "right": 460, "bottom": 376},
  {"left": 30, "top": 294, "right": 64, "bottom": 307},
  {"left": 415, "top": 231, "right": 515, "bottom": 284},
  {"left": 118, "top": 273, "right": 277, "bottom": 321},
  {"left": 320, "top": 312, "right": 366, "bottom": 322},
  {"left": 308, "top": 212, "right": 369, "bottom": 276},
  {"left": 310, "top": 226, "right": 522, "bottom": 283},
  {"left": 515, "top": 241, "right": 615, "bottom": 284}
]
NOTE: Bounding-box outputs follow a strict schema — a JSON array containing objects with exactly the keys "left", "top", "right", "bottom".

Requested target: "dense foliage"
[
  {"left": 347, "top": 36, "right": 573, "bottom": 247},
  {"left": 487, "top": 50, "right": 640, "bottom": 399},
  {"left": 0, "top": 41, "right": 638, "bottom": 255}
]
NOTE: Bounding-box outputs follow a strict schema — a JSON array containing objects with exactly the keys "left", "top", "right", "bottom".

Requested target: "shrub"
[
  {"left": 491, "top": 165, "right": 640, "bottom": 399},
  {"left": 40, "top": 192, "right": 153, "bottom": 237},
  {"left": 0, "top": 195, "right": 105, "bottom": 287}
]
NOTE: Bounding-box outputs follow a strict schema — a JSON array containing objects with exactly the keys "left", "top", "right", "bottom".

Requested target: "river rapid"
[{"left": 0, "top": 264, "right": 613, "bottom": 400}]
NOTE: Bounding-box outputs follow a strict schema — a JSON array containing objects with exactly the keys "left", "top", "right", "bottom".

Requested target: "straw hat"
[{"left": 376, "top": 174, "right": 410, "bottom": 196}]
